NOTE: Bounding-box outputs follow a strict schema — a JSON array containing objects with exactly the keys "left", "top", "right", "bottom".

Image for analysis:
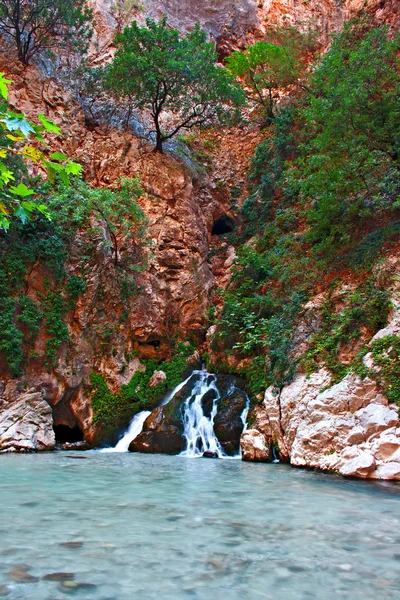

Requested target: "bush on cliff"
[
  {"left": 103, "top": 17, "right": 245, "bottom": 152},
  {"left": 226, "top": 26, "right": 318, "bottom": 122}
]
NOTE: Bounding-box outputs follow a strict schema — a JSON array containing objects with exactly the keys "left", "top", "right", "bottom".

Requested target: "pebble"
[
  {"left": 60, "top": 581, "right": 97, "bottom": 594},
  {"left": 43, "top": 572, "right": 74, "bottom": 581},
  {"left": 338, "top": 564, "right": 353, "bottom": 572},
  {"left": 9, "top": 565, "right": 38, "bottom": 583},
  {"left": 60, "top": 540, "right": 84, "bottom": 549},
  {"left": 61, "top": 581, "right": 78, "bottom": 589}
]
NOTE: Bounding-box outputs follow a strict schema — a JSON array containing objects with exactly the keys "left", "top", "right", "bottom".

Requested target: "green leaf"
[
  {"left": 0, "top": 72, "right": 11, "bottom": 100},
  {"left": 9, "top": 183, "right": 35, "bottom": 197},
  {"left": 65, "top": 161, "right": 82, "bottom": 175},
  {"left": 50, "top": 151, "right": 68, "bottom": 161},
  {"left": 13, "top": 205, "right": 30, "bottom": 224},
  {"left": 38, "top": 114, "right": 61, "bottom": 134}
]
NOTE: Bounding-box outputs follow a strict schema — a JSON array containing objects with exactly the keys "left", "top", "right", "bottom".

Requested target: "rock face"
[
  {"left": 246, "top": 371, "right": 400, "bottom": 479},
  {"left": 214, "top": 387, "right": 248, "bottom": 455},
  {"left": 0, "top": 391, "right": 55, "bottom": 452},
  {"left": 240, "top": 429, "right": 271, "bottom": 462}
]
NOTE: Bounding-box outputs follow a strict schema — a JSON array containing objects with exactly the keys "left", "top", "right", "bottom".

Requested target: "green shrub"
[{"left": 90, "top": 342, "right": 195, "bottom": 426}]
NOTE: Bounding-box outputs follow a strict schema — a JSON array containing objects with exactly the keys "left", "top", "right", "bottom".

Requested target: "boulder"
[
  {"left": 240, "top": 429, "right": 271, "bottom": 462},
  {"left": 214, "top": 387, "right": 247, "bottom": 455},
  {"left": 0, "top": 392, "right": 55, "bottom": 452},
  {"left": 129, "top": 399, "right": 184, "bottom": 454},
  {"left": 149, "top": 370, "right": 167, "bottom": 388}
]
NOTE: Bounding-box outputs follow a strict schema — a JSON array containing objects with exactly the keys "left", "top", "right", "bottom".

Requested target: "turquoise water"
[{"left": 1, "top": 452, "right": 400, "bottom": 599}]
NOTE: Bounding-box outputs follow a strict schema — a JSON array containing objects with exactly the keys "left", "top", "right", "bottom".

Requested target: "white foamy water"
[
  {"left": 101, "top": 410, "right": 151, "bottom": 453},
  {"left": 180, "top": 370, "right": 226, "bottom": 458}
]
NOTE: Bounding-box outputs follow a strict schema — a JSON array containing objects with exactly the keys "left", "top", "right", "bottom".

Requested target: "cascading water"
[
  {"left": 101, "top": 373, "right": 196, "bottom": 453},
  {"left": 101, "top": 411, "right": 151, "bottom": 453},
  {"left": 180, "top": 370, "right": 226, "bottom": 458}
]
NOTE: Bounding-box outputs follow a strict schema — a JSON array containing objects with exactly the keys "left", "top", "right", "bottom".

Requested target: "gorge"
[{"left": 1, "top": 0, "right": 400, "bottom": 596}]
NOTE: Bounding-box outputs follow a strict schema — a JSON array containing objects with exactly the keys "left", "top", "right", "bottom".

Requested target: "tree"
[
  {"left": 0, "top": 72, "right": 82, "bottom": 230},
  {"left": 104, "top": 17, "right": 245, "bottom": 152},
  {"left": 225, "top": 27, "right": 317, "bottom": 122},
  {"left": 0, "top": 0, "right": 92, "bottom": 65}
]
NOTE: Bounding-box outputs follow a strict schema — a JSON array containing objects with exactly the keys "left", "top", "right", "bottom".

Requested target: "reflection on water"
[{"left": 1, "top": 452, "right": 400, "bottom": 599}]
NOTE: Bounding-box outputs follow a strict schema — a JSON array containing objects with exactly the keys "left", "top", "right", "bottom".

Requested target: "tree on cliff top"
[
  {"left": 104, "top": 17, "right": 245, "bottom": 152},
  {"left": 0, "top": 0, "right": 92, "bottom": 65},
  {"left": 225, "top": 26, "right": 317, "bottom": 122}
]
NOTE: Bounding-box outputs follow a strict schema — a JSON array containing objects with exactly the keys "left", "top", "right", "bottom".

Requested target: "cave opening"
[
  {"left": 212, "top": 215, "right": 235, "bottom": 236},
  {"left": 53, "top": 424, "right": 84, "bottom": 444}
]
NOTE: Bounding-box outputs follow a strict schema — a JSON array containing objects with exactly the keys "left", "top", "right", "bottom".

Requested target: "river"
[{"left": 1, "top": 452, "right": 400, "bottom": 599}]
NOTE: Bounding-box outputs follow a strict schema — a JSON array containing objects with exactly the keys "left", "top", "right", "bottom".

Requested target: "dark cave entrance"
[
  {"left": 211, "top": 215, "right": 235, "bottom": 236},
  {"left": 53, "top": 424, "right": 84, "bottom": 444}
]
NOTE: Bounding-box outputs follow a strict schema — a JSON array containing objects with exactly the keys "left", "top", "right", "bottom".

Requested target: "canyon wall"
[{"left": 1, "top": 0, "right": 400, "bottom": 483}]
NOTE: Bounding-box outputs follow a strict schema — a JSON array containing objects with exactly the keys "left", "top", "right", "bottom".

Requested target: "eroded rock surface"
[
  {"left": 246, "top": 371, "right": 400, "bottom": 479},
  {"left": 240, "top": 429, "right": 271, "bottom": 462},
  {"left": 0, "top": 391, "right": 55, "bottom": 452}
]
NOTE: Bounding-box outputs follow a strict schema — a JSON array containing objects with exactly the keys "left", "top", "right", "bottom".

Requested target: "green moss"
[{"left": 89, "top": 342, "right": 195, "bottom": 427}]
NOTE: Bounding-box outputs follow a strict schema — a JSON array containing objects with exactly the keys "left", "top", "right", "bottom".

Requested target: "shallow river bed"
[{"left": 1, "top": 452, "right": 400, "bottom": 599}]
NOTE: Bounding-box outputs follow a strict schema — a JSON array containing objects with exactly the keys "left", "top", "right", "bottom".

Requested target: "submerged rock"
[{"left": 0, "top": 392, "right": 55, "bottom": 453}]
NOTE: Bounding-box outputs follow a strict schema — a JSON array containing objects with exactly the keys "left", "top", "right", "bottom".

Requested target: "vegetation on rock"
[
  {"left": 0, "top": 177, "right": 147, "bottom": 376},
  {"left": 89, "top": 342, "right": 195, "bottom": 429},
  {"left": 226, "top": 26, "right": 317, "bottom": 122},
  {"left": 210, "top": 18, "right": 400, "bottom": 398}
]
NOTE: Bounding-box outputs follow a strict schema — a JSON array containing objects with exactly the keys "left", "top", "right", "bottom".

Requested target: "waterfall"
[
  {"left": 180, "top": 370, "right": 226, "bottom": 458},
  {"left": 237, "top": 392, "right": 250, "bottom": 459},
  {"left": 101, "top": 373, "right": 196, "bottom": 453},
  {"left": 101, "top": 411, "right": 151, "bottom": 453}
]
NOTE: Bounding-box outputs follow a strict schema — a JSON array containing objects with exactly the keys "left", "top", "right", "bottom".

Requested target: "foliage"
[
  {"left": 103, "top": 17, "right": 245, "bottom": 151},
  {"left": 302, "top": 279, "right": 390, "bottom": 381},
  {"left": 226, "top": 26, "right": 317, "bottom": 121},
  {"left": 0, "top": 0, "right": 92, "bottom": 65},
  {"left": 0, "top": 178, "right": 147, "bottom": 375},
  {"left": 211, "top": 20, "right": 399, "bottom": 397},
  {"left": 0, "top": 73, "right": 82, "bottom": 230},
  {"left": 44, "top": 176, "right": 147, "bottom": 266},
  {"left": 288, "top": 18, "right": 400, "bottom": 258},
  {"left": 90, "top": 342, "right": 194, "bottom": 427},
  {"left": 356, "top": 335, "right": 400, "bottom": 405}
]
